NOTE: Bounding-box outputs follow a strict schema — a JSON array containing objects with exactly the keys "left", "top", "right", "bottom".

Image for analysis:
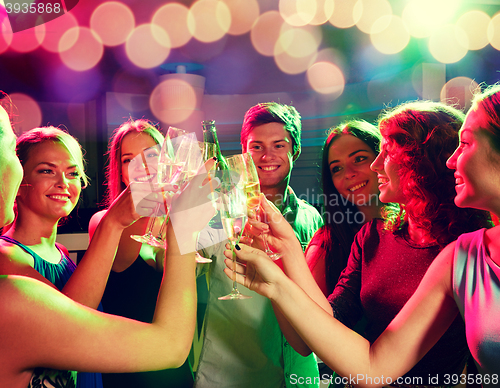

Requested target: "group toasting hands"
[
  {"left": 223, "top": 85, "right": 500, "bottom": 387},
  {"left": 1, "top": 84, "right": 500, "bottom": 388}
]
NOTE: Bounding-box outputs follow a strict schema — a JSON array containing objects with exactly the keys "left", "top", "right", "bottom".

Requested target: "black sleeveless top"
[{"left": 101, "top": 256, "right": 194, "bottom": 388}]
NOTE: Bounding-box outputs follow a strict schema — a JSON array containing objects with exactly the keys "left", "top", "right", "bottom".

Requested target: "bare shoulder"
[
  {"left": 0, "top": 238, "right": 34, "bottom": 271},
  {"left": 88, "top": 209, "right": 108, "bottom": 239},
  {"left": 0, "top": 242, "right": 56, "bottom": 287},
  {"left": 426, "top": 241, "right": 457, "bottom": 296}
]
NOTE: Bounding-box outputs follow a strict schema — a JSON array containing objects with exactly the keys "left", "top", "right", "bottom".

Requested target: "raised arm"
[
  {"left": 245, "top": 195, "right": 332, "bottom": 355},
  {"left": 225, "top": 241, "right": 459, "bottom": 387},
  {"left": 2, "top": 165, "right": 216, "bottom": 386},
  {"left": 1, "top": 220, "right": 196, "bottom": 384},
  {"left": 62, "top": 184, "right": 142, "bottom": 308}
]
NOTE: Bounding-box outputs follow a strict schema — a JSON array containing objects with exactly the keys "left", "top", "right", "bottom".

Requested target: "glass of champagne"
[
  {"left": 130, "top": 127, "right": 189, "bottom": 246},
  {"left": 225, "top": 153, "right": 282, "bottom": 260},
  {"left": 218, "top": 182, "right": 251, "bottom": 300}
]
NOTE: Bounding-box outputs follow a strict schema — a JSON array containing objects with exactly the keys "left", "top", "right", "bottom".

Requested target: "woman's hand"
[
  {"left": 168, "top": 158, "right": 218, "bottom": 254},
  {"left": 246, "top": 194, "right": 302, "bottom": 256},
  {"left": 223, "top": 243, "right": 287, "bottom": 300}
]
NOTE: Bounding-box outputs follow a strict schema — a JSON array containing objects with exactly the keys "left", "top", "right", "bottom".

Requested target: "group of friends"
[{"left": 0, "top": 83, "right": 500, "bottom": 388}]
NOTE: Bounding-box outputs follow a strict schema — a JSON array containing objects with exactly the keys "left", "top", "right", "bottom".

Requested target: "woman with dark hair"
[
  {"left": 89, "top": 119, "right": 194, "bottom": 388},
  {"left": 306, "top": 120, "right": 383, "bottom": 296},
  {"left": 228, "top": 100, "right": 493, "bottom": 387}
]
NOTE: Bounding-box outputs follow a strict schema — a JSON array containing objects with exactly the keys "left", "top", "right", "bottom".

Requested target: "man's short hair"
[{"left": 241, "top": 102, "right": 301, "bottom": 157}]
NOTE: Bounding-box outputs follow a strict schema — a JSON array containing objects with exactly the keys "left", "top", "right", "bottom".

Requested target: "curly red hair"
[{"left": 379, "top": 101, "right": 491, "bottom": 247}]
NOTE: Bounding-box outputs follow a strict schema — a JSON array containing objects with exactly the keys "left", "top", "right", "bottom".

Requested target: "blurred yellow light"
[
  {"left": 150, "top": 79, "right": 197, "bottom": 124},
  {"left": 221, "top": 0, "right": 259, "bottom": 35},
  {"left": 402, "top": 0, "right": 458, "bottom": 38},
  {"left": 329, "top": 0, "right": 357, "bottom": 29},
  {"left": 487, "top": 13, "right": 500, "bottom": 51},
  {"left": 370, "top": 15, "right": 409, "bottom": 55},
  {"left": 276, "top": 26, "right": 321, "bottom": 58},
  {"left": 307, "top": 61, "right": 345, "bottom": 97},
  {"left": 251, "top": 11, "right": 286, "bottom": 56},
  {"left": 41, "top": 12, "right": 78, "bottom": 53},
  {"left": 308, "top": 0, "right": 335, "bottom": 26},
  {"left": 125, "top": 24, "right": 171, "bottom": 69},
  {"left": 353, "top": 0, "right": 392, "bottom": 34},
  {"left": 457, "top": 11, "right": 490, "bottom": 50},
  {"left": 428, "top": 24, "right": 468, "bottom": 64},
  {"left": 188, "top": 0, "right": 231, "bottom": 43},
  {"left": 274, "top": 48, "right": 317, "bottom": 74},
  {"left": 152, "top": 3, "right": 192, "bottom": 48},
  {"left": 90, "top": 2, "right": 135, "bottom": 46},
  {"left": 440, "top": 77, "right": 480, "bottom": 110},
  {"left": 279, "top": 0, "right": 316, "bottom": 27},
  {"left": 59, "top": 27, "right": 104, "bottom": 71}
]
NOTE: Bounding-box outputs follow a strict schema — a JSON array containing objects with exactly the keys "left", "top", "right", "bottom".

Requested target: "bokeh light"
[
  {"left": 402, "top": 0, "right": 459, "bottom": 38},
  {"left": 0, "top": 13, "right": 13, "bottom": 54},
  {"left": 251, "top": 11, "right": 286, "bottom": 56},
  {"left": 8, "top": 93, "right": 42, "bottom": 133},
  {"left": 187, "top": 0, "right": 231, "bottom": 43},
  {"left": 440, "top": 77, "right": 479, "bottom": 110},
  {"left": 274, "top": 26, "right": 320, "bottom": 74},
  {"left": 150, "top": 78, "right": 198, "bottom": 124},
  {"left": 328, "top": 0, "right": 357, "bottom": 29},
  {"left": 152, "top": 3, "right": 192, "bottom": 48},
  {"left": 307, "top": 61, "right": 345, "bottom": 97},
  {"left": 9, "top": 24, "right": 45, "bottom": 53},
  {"left": 428, "top": 24, "right": 468, "bottom": 64},
  {"left": 275, "top": 49, "right": 317, "bottom": 74},
  {"left": 59, "top": 27, "right": 104, "bottom": 71},
  {"left": 456, "top": 11, "right": 489, "bottom": 51},
  {"left": 40, "top": 12, "right": 78, "bottom": 53},
  {"left": 276, "top": 25, "right": 321, "bottom": 58},
  {"left": 370, "top": 15, "right": 410, "bottom": 55},
  {"left": 487, "top": 13, "right": 500, "bottom": 51},
  {"left": 307, "top": 0, "right": 334, "bottom": 26},
  {"left": 222, "top": 0, "right": 260, "bottom": 35},
  {"left": 353, "top": 0, "right": 392, "bottom": 34},
  {"left": 90, "top": 1, "right": 135, "bottom": 46},
  {"left": 125, "top": 24, "right": 171, "bottom": 69},
  {"left": 279, "top": 0, "right": 316, "bottom": 27}
]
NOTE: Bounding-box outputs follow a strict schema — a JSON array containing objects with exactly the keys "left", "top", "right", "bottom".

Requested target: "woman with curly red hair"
[{"left": 235, "top": 100, "right": 491, "bottom": 388}]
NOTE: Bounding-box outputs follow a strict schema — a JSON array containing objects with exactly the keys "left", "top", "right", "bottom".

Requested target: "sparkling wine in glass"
[
  {"left": 130, "top": 127, "right": 189, "bottom": 246},
  {"left": 226, "top": 153, "right": 282, "bottom": 260},
  {"left": 218, "top": 184, "right": 251, "bottom": 300}
]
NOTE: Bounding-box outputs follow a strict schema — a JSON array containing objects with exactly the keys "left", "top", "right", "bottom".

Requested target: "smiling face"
[
  {"left": 120, "top": 132, "right": 160, "bottom": 186},
  {"left": 0, "top": 108, "right": 23, "bottom": 227},
  {"left": 245, "top": 122, "right": 297, "bottom": 195},
  {"left": 446, "top": 106, "right": 500, "bottom": 212},
  {"left": 370, "top": 137, "right": 405, "bottom": 204},
  {"left": 328, "top": 134, "right": 379, "bottom": 207},
  {"left": 17, "top": 141, "right": 81, "bottom": 221}
]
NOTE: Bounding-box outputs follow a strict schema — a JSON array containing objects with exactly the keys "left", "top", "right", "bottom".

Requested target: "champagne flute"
[
  {"left": 218, "top": 183, "right": 251, "bottom": 300},
  {"left": 225, "top": 153, "right": 282, "bottom": 260},
  {"left": 130, "top": 127, "right": 187, "bottom": 245}
]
